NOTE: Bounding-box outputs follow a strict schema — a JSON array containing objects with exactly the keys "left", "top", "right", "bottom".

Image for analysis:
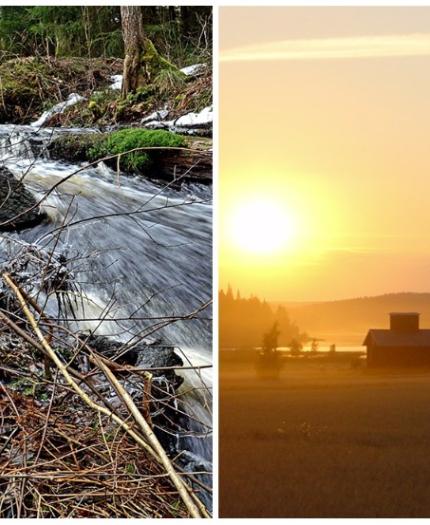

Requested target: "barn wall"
[{"left": 368, "top": 345, "right": 430, "bottom": 367}]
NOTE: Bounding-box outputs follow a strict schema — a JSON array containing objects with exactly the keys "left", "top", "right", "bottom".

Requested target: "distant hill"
[{"left": 275, "top": 293, "right": 430, "bottom": 345}]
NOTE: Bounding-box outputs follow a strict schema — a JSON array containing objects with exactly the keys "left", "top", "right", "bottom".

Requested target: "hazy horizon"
[{"left": 221, "top": 286, "right": 430, "bottom": 305}]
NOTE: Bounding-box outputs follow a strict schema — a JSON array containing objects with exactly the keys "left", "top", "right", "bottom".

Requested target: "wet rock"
[
  {"left": 135, "top": 341, "right": 184, "bottom": 387},
  {"left": 47, "top": 132, "right": 103, "bottom": 164},
  {"left": 0, "top": 168, "right": 47, "bottom": 231},
  {"left": 83, "top": 334, "right": 184, "bottom": 386},
  {"left": 82, "top": 334, "right": 185, "bottom": 454},
  {"left": 80, "top": 334, "right": 137, "bottom": 365}
]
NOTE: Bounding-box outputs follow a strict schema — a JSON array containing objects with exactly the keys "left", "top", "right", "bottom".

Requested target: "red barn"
[{"left": 364, "top": 312, "right": 430, "bottom": 367}]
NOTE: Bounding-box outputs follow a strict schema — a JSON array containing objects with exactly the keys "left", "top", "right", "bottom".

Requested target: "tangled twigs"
[
  {"left": 2, "top": 275, "right": 157, "bottom": 457},
  {"left": 94, "top": 356, "right": 206, "bottom": 518},
  {"left": 2, "top": 272, "right": 207, "bottom": 518},
  {"left": 0, "top": 393, "right": 182, "bottom": 518}
]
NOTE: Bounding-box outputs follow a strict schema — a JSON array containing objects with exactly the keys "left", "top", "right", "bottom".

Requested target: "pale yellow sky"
[{"left": 220, "top": 7, "right": 430, "bottom": 301}]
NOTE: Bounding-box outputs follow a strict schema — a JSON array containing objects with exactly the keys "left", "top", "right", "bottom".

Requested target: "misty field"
[{"left": 220, "top": 352, "right": 430, "bottom": 517}]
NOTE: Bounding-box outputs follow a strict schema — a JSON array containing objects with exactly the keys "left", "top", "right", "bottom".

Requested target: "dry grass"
[{"left": 220, "top": 353, "right": 430, "bottom": 517}]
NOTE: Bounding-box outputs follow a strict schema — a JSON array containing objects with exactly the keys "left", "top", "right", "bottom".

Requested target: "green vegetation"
[
  {"left": 0, "top": 7, "right": 122, "bottom": 58},
  {"left": 0, "top": 6, "right": 211, "bottom": 66},
  {"left": 0, "top": 7, "right": 212, "bottom": 126},
  {"left": 143, "top": 38, "right": 187, "bottom": 92},
  {"left": 9, "top": 375, "right": 48, "bottom": 400},
  {"left": 153, "top": 68, "right": 186, "bottom": 97},
  {"left": 89, "top": 128, "right": 186, "bottom": 172},
  {"left": 48, "top": 128, "right": 188, "bottom": 174},
  {"left": 60, "top": 71, "right": 210, "bottom": 128},
  {"left": 0, "top": 56, "right": 120, "bottom": 123}
]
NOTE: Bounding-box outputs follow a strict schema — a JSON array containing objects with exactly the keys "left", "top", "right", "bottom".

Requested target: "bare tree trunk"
[
  {"left": 180, "top": 6, "right": 192, "bottom": 35},
  {"left": 120, "top": 6, "right": 145, "bottom": 97},
  {"left": 82, "top": 6, "right": 93, "bottom": 59}
]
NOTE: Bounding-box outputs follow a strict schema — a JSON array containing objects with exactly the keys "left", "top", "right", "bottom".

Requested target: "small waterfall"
[{"left": 0, "top": 123, "right": 212, "bottom": 503}]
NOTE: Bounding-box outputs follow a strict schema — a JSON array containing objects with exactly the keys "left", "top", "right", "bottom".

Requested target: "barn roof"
[
  {"left": 390, "top": 312, "right": 420, "bottom": 316},
  {"left": 363, "top": 329, "right": 430, "bottom": 347}
]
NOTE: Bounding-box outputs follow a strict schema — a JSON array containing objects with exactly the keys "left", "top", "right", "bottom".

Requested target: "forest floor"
[
  {"left": 220, "top": 353, "right": 430, "bottom": 518},
  {"left": 0, "top": 56, "right": 212, "bottom": 130}
]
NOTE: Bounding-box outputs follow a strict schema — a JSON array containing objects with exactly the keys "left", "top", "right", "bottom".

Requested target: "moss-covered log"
[{"left": 48, "top": 128, "right": 212, "bottom": 183}]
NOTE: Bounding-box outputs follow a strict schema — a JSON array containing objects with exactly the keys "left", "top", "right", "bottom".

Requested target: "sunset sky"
[{"left": 220, "top": 7, "right": 430, "bottom": 302}]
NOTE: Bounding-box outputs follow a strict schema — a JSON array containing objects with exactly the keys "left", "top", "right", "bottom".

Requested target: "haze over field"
[{"left": 220, "top": 6, "right": 430, "bottom": 302}]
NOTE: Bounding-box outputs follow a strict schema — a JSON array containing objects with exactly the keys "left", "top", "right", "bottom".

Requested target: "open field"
[{"left": 220, "top": 351, "right": 430, "bottom": 517}]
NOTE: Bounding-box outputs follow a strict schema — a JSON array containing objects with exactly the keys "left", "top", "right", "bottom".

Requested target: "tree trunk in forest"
[
  {"left": 120, "top": 6, "right": 145, "bottom": 97},
  {"left": 181, "top": 6, "right": 194, "bottom": 36}
]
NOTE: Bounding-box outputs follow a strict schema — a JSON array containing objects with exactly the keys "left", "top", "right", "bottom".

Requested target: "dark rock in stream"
[
  {"left": 82, "top": 334, "right": 186, "bottom": 454},
  {"left": 0, "top": 167, "right": 47, "bottom": 231},
  {"left": 83, "top": 334, "right": 184, "bottom": 385}
]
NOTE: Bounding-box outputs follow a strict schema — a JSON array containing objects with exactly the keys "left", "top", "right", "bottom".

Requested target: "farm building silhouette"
[{"left": 364, "top": 312, "right": 430, "bottom": 367}]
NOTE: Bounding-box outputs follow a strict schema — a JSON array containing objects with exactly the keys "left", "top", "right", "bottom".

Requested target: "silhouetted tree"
[
  {"left": 289, "top": 338, "right": 303, "bottom": 356},
  {"left": 310, "top": 338, "right": 319, "bottom": 354},
  {"left": 262, "top": 321, "right": 280, "bottom": 354}
]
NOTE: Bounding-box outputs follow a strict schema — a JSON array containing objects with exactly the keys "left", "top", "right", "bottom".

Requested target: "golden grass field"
[{"left": 220, "top": 351, "right": 430, "bottom": 517}]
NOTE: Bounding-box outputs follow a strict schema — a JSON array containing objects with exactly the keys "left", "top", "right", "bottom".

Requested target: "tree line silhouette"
[{"left": 219, "top": 286, "right": 307, "bottom": 349}]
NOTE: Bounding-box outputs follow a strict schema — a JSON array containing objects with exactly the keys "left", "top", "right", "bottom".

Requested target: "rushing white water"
[{"left": 0, "top": 124, "right": 212, "bottom": 492}]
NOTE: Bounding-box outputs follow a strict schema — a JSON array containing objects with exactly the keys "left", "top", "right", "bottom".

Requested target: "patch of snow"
[
  {"left": 180, "top": 63, "right": 207, "bottom": 77},
  {"left": 174, "top": 106, "right": 213, "bottom": 128},
  {"left": 110, "top": 74, "right": 123, "bottom": 90},
  {"left": 141, "top": 105, "right": 213, "bottom": 136},
  {"left": 31, "top": 93, "right": 85, "bottom": 128},
  {"left": 144, "top": 119, "right": 175, "bottom": 130},
  {"left": 141, "top": 109, "right": 169, "bottom": 125}
]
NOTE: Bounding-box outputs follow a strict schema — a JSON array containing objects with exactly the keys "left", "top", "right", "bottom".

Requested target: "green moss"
[
  {"left": 115, "top": 86, "right": 156, "bottom": 118},
  {"left": 125, "top": 463, "right": 136, "bottom": 475},
  {"left": 153, "top": 68, "right": 186, "bottom": 97},
  {"left": 0, "top": 58, "right": 50, "bottom": 121},
  {"left": 9, "top": 376, "right": 48, "bottom": 400},
  {"left": 88, "top": 128, "right": 186, "bottom": 172},
  {"left": 143, "top": 38, "right": 185, "bottom": 78}
]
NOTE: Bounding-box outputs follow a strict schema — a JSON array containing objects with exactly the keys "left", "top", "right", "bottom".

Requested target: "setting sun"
[{"left": 229, "top": 199, "right": 297, "bottom": 255}]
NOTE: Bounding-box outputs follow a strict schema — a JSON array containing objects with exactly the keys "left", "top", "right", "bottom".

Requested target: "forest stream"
[{"left": 0, "top": 122, "right": 213, "bottom": 506}]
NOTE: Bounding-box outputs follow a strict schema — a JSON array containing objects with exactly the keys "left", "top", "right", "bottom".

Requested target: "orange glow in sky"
[{"left": 220, "top": 7, "right": 430, "bottom": 301}]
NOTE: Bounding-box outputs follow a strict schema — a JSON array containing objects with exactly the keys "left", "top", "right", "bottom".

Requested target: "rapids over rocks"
[{"left": 0, "top": 123, "right": 212, "bottom": 505}]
